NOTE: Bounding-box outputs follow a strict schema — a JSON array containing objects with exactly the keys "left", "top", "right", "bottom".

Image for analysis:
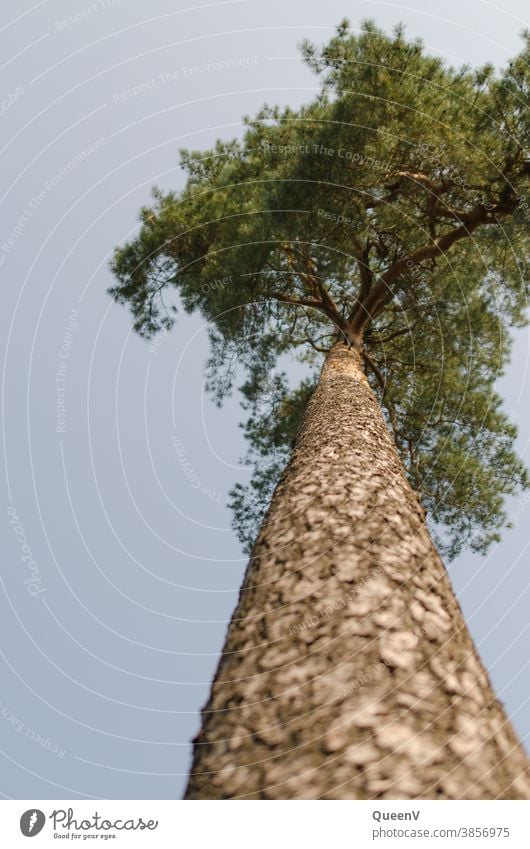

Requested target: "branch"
[
  {"left": 363, "top": 352, "right": 403, "bottom": 449},
  {"left": 358, "top": 241, "right": 373, "bottom": 300},
  {"left": 385, "top": 169, "right": 445, "bottom": 196},
  {"left": 275, "top": 243, "right": 347, "bottom": 335},
  {"left": 345, "top": 239, "right": 375, "bottom": 329},
  {"left": 363, "top": 351, "right": 387, "bottom": 395},
  {"left": 262, "top": 291, "right": 323, "bottom": 310},
  {"left": 371, "top": 322, "right": 419, "bottom": 344},
  {"left": 316, "top": 278, "right": 344, "bottom": 326},
  {"left": 292, "top": 336, "right": 330, "bottom": 353},
  {"left": 384, "top": 170, "right": 479, "bottom": 221},
  {"left": 350, "top": 197, "right": 516, "bottom": 331}
]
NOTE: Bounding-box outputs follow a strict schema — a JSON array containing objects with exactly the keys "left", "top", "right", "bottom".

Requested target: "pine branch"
[{"left": 349, "top": 196, "right": 518, "bottom": 332}]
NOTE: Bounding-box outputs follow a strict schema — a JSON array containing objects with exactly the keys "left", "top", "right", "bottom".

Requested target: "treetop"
[{"left": 110, "top": 20, "right": 529, "bottom": 558}]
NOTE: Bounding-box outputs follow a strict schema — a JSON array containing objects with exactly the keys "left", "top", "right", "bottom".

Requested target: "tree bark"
[{"left": 185, "top": 343, "right": 530, "bottom": 799}]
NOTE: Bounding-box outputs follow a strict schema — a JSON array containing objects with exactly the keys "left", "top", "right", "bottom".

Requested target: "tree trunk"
[{"left": 185, "top": 343, "right": 530, "bottom": 799}]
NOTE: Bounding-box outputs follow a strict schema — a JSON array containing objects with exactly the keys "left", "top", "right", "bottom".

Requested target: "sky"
[{"left": 0, "top": 0, "right": 528, "bottom": 800}]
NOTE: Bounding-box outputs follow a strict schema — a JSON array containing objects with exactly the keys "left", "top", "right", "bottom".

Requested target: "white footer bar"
[{"left": 1, "top": 799, "right": 529, "bottom": 848}]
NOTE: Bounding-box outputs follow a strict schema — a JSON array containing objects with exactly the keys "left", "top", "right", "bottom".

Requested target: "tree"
[{"left": 110, "top": 21, "right": 530, "bottom": 799}]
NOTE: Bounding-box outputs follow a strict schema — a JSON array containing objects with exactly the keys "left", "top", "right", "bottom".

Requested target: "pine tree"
[{"left": 110, "top": 21, "right": 530, "bottom": 799}]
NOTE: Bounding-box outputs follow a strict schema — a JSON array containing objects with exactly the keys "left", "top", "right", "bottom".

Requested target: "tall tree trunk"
[{"left": 185, "top": 343, "right": 530, "bottom": 799}]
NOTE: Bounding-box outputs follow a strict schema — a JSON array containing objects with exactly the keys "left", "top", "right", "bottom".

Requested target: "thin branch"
[
  {"left": 384, "top": 169, "right": 445, "bottom": 196},
  {"left": 371, "top": 323, "right": 419, "bottom": 344},
  {"left": 262, "top": 290, "right": 322, "bottom": 310},
  {"left": 363, "top": 352, "right": 403, "bottom": 450},
  {"left": 363, "top": 351, "right": 387, "bottom": 395},
  {"left": 292, "top": 336, "right": 330, "bottom": 353}
]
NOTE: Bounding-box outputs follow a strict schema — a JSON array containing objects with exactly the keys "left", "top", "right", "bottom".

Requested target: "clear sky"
[{"left": 1, "top": 0, "right": 528, "bottom": 799}]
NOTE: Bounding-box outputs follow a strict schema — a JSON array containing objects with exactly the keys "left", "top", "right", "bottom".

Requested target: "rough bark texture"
[{"left": 185, "top": 343, "right": 530, "bottom": 799}]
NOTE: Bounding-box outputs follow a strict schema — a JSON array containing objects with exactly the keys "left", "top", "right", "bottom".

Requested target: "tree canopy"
[{"left": 110, "top": 20, "right": 530, "bottom": 559}]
